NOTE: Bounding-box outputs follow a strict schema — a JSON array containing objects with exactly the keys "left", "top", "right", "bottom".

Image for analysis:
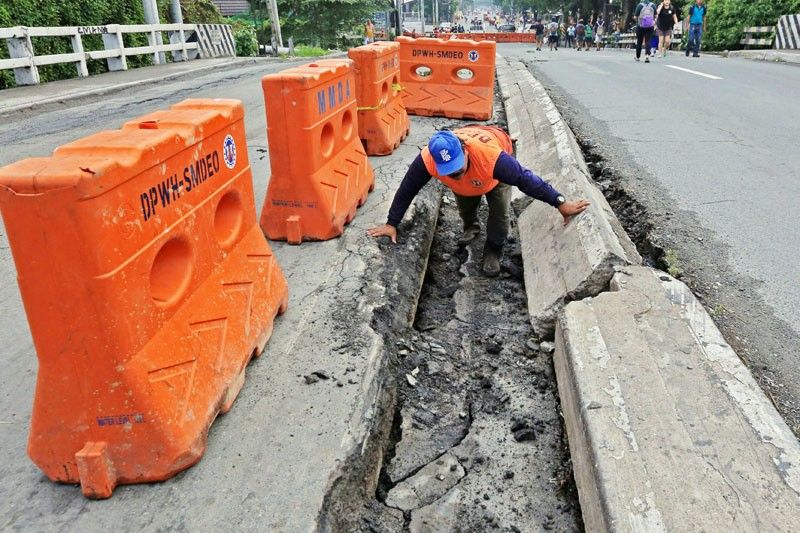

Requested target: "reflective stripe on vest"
[{"left": 421, "top": 126, "right": 513, "bottom": 197}]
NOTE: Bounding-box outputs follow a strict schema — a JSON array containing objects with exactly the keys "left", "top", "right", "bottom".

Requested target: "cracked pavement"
[{"left": 0, "top": 57, "right": 441, "bottom": 530}]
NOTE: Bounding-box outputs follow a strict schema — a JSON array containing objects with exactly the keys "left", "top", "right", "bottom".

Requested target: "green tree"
[
  {"left": 274, "top": 0, "right": 386, "bottom": 48},
  {"left": 702, "top": 0, "right": 800, "bottom": 50}
]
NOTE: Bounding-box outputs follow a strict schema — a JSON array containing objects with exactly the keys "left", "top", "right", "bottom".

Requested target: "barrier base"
[{"left": 29, "top": 226, "right": 289, "bottom": 499}]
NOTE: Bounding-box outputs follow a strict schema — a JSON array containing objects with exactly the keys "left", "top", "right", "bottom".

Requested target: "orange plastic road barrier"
[
  {"left": 348, "top": 41, "right": 410, "bottom": 156},
  {"left": 0, "top": 99, "right": 288, "bottom": 499},
  {"left": 397, "top": 36, "right": 496, "bottom": 120},
  {"left": 453, "top": 33, "right": 536, "bottom": 43},
  {"left": 261, "top": 59, "right": 375, "bottom": 243}
]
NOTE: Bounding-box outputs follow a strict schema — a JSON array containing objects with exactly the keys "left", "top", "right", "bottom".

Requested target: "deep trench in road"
[{"left": 355, "top": 191, "right": 582, "bottom": 531}]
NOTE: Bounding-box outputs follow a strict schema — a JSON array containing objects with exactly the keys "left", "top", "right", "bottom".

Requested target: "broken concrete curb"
[
  {"left": 555, "top": 266, "right": 800, "bottom": 532},
  {"left": 496, "top": 57, "right": 640, "bottom": 338}
]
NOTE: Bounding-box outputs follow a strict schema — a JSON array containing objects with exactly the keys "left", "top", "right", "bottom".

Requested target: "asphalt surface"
[{"left": 497, "top": 44, "right": 800, "bottom": 432}]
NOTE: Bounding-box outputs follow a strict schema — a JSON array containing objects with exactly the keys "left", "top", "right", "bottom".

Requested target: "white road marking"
[{"left": 664, "top": 65, "right": 723, "bottom": 80}]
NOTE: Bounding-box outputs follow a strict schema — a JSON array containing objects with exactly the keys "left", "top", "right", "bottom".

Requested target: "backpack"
[
  {"left": 576, "top": 23, "right": 585, "bottom": 36},
  {"left": 639, "top": 2, "right": 655, "bottom": 28},
  {"left": 549, "top": 22, "right": 558, "bottom": 35},
  {"left": 585, "top": 24, "right": 593, "bottom": 38}
]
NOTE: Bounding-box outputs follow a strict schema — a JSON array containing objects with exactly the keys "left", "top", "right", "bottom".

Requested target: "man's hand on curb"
[
  {"left": 367, "top": 224, "right": 398, "bottom": 243},
  {"left": 558, "top": 199, "right": 590, "bottom": 225}
]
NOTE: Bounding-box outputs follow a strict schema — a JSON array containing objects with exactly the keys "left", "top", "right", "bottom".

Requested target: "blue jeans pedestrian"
[{"left": 687, "top": 24, "right": 703, "bottom": 55}]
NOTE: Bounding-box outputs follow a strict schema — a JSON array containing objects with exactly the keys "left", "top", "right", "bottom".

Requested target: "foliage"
[
  {"left": 293, "top": 44, "right": 328, "bottom": 57},
  {"left": 234, "top": 27, "right": 258, "bottom": 56},
  {"left": 0, "top": 0, "right": 156, "bottom": 89},
  {"left": 274, "top": 0, "right": 386, "bottom": 49},
  {"left": 178, "top": 0, "right": 224, "bottom": 23},
  {"left": 701, "top": 0, "right": 800, "bottom": 50}
]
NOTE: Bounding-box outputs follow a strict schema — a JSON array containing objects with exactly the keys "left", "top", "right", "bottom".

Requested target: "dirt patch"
[{"left": 356, "top": 191, "right": 582, "bottom": 532}]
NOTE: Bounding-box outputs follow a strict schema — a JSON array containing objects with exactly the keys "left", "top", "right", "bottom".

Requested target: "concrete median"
[
  {"left": 555, "top": 266, "right": 800, "bottom": 532},
  {"left": 496, "top": 57, "right": 640, "bottom": 337}
]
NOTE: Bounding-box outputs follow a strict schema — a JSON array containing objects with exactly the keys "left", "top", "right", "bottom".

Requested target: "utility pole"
[
  {"left": 141, "top": 0, "right": 166, "bottom": 64},
  {"left": 395, "top": 0, "right": 402, "bottom": 37},
  {"left": 434, "top": 0, "right": 438, "bottom": 26},
  {"left": 267, "top": 0, "right": 283, "bottom": 49},
  {"left": 167, "top": 0, "right": 186, "bottom": 62},
  {"left": 420, "top": 0, "right": 425, "bottom": 34},
  {"left": 168, "top": 0, "right": 183, "bottom": 24}
]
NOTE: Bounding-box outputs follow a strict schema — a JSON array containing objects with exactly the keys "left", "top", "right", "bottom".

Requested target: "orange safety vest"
[{"left": 421, "top": 126, "right": 513, "bottom": 197}]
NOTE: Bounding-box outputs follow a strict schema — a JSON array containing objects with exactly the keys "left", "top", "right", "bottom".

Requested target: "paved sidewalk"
[{"left": 0, "top": 57, "right": 264, "bottom": 115}]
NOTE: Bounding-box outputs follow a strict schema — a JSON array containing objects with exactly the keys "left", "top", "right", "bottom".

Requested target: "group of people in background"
[
  {"left": 634, "top": 0, "right": 707, "bottom": 62},
  {"left": 524, "top": 0, "right": 708, "bottom": 60},
  {"left": 530, "top": 16, "right": 613, "bottom": 52}
]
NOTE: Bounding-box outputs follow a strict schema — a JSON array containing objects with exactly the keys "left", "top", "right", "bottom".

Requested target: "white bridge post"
[{"left": 6, "top": 28, "right": 40, "bottom": 85}]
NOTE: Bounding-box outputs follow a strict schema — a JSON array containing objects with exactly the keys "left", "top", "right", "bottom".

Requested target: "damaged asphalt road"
[{"left": 357, "top": 192, "right": 581, "bottom": 532}]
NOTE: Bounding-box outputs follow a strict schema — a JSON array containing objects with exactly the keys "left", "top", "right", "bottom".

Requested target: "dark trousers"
[
  {"left": 687, "top": 24, "right": 703, "bottom": 55},
  {"left": 636, "top": 26, "right": 654, "bottom": 58},
  {"left": 454, "top": 183, "right": 511, "bottom": 249}
]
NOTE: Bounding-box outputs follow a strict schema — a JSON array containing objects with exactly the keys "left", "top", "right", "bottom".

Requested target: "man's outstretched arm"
[
  {"left": 367, "top": 154, "right": 432, "bottom": 243},
  {"left": 493, "top": 152, "right": 590, "bottom": 224}
]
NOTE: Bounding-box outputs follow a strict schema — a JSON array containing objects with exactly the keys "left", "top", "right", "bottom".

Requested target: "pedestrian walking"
[
  {"left": 634, "top": 1, "right": 657, "bottom": 62},
  {"left": 364, "top": 19, "right": 375, "bottom": 44},
  {"left": 656, "top": 0, "right": 679, "bottom": 57},
  {"left": 584, "top": 20, "right": 594, "bottom": 50},
  {"left": 534, "top": 19, "right": 545, "bottom": 50},
  {"left": 595, "top": 16, "right": 606, "bottom": 50},
  {"left": 548, "top": 18, "right": 559, "bottom": 51},
  {"left": 566, "top": 23, "right": 575, "bottom": 48},
  {"left": 685, "top": 0, "right": 707, "bottom": 57},
  {"left": 367, "top": 127, "right": 590, "bottom": 276},
  {"left": 575, "top": 20, "right": 586, "bottom": 51}
]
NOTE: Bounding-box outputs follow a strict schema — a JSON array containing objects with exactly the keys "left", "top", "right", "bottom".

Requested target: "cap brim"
[{"left": 435, "top": 150, "right": 465, "bottom": 176}]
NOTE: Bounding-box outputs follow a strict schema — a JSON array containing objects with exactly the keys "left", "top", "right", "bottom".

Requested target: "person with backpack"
[
  {"left": 685, "top": 0, "right": 707, "bottom": 57},
  {"left": 656, "top": 0, "right": 680, "bottom": 57},
  {"left": 566, "top": 23, "right": 576, "bottom": 48},
  {"left": 584, "top": 19, "right": 594, "bottom": 50},
  {"left": 634, "top": 1, "right": 658, "bottom": 62},
  {"left": 548, "top": 18, "right": 559, "bottom": 51},
  {"left": 533, "top": 19, "right": 545, "bottom": 51},
  {"left": 575, "top": 20, "right": 586, "bottom": 51},
  {"left": 595, "top": 15, "right": 606, "bottom": 51}
]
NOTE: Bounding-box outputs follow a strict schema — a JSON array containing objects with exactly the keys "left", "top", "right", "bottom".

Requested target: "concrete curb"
[
  {"left": 555, "top": 266, "right": 800, "bottom": 532},
  {"left": 496, "top": 56, "right": 641, "bottom": 338},
  {"left": 497, "top": 54, "right": 800, "bottom": 532},
  {"left": 724, "top": 49, "right": 800, "bottom": 65}
]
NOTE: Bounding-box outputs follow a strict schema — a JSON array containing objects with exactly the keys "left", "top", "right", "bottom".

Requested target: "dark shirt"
[
  {"left": 657, "top": 4, "right": 678, "bottom": 30},
  {"left": 534, "top": 23, "right": 545, "bottom": 35},
  {"left": 386, "top": 152, "right": 562, "bottom": 227}
]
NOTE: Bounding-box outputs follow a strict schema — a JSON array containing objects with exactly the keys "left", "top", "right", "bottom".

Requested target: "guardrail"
[{"left": 1, "top": 23, "right": 202, "bottom": 86}]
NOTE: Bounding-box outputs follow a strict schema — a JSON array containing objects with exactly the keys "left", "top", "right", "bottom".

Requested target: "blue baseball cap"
[{"left": 428, "top": 131, "right": 464, "bottom": 176}]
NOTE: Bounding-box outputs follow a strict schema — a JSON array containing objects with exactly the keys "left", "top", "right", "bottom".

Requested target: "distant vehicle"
[{"left": 497, "top": 23, "right": 516, "bottom": 32}]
